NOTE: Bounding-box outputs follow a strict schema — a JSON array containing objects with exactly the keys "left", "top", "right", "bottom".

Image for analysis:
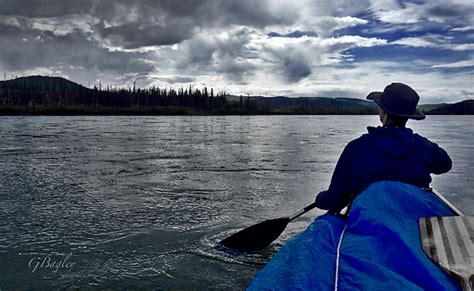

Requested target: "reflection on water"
[{"left": 0, "top": 115, "right": 472, "bottom": 289}]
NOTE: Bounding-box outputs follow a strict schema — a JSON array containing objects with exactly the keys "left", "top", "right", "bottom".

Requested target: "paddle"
[
  {"left": 218, "top": 202, "right": 318, "bottom": 253},
  {"left": 419, "top": 189, "right": 474, "bottom": 291}
]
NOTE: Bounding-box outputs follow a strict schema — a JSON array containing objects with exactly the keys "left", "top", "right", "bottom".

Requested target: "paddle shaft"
[{"left": 289, "top": 202, "right": 317, "bottom": 221}]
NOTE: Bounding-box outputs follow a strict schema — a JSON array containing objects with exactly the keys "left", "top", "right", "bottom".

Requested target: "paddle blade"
[
  {"left": 419, "top": 216, "right": 474, "bottom": 291},
  {"left": 219, "top": 217, "right": 290, "bottom": 253}
]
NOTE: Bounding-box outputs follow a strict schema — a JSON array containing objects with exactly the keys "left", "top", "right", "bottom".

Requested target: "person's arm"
[
  {"left": 315, "top": 142, "right": 354, "bottom": 211},
  {"left": 418, "top": 135, "right": 452, "bottom": 174}
]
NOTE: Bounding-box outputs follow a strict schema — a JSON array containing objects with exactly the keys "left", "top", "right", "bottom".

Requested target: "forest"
[
  {"left": 0, "top": 76, "right": 236, "bottom": 115},
  {"left": 0, "top": 75, "right": 375, "bottom": 115}
]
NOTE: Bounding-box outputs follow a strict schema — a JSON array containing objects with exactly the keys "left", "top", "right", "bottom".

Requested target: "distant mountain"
[
  {"left": 427, "top": 100, "right": 474, "bottom": 114},
  {"left": 0, "top": 75, "right": 90, "bottom": 94},
  {"left": 254, "top": 96, "right": 378, "bottom": 114},
  {"left": 419, "top": 103, "right": 447, "bottom": 113},
  {"left": 223, "top": 95, "right": 474, "bottom": 115},
  {"left": 227, "top": 95, "right": 378, "bottom": 114}
]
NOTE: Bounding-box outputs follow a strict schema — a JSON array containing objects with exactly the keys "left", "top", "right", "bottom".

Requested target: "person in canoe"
[
  {"left": 314, "top": 82, "right": 452, "bottom": 213},
  {"left": 248, "top": 83, "right": 462, "bottom": 290}
]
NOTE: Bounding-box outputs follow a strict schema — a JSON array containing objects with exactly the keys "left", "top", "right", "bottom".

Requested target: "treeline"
[
  {"left": 0, "top": 76, "right": 229, "bottom": 113},
  {"left": 5, "top": 75, "right": 444, "bottom": 115}
]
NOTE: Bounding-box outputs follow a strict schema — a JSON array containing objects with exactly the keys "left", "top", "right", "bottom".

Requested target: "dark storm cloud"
[
  {"left": 281, "top": 55, "right": 312, "bottom": 83},
  {"left": 98, "top": 22, "right": 192, "bottom": 49},
  {"left": 1, "top": 0, "right": 297, "bottom": 49},
  {"left": 0, "top": 0, "right": 299, "bottom": 86},
  {"left": 90, "top": 1, "right": 199, "bottom": 48},
  {"left": 130, "top": 0, "right": 292, "bottom": 26},
  {"left": 90, "top": 0, "right": 297, "bottom": 49},
  {"left": 176, "top": 27, "right": 257, "bottom": 83},
  {"left": 214, "top": 0, "right": 295, "bottom": 28},
  {"left": 427, "top": 3, "right": 474, "bottom": 19},
  {"left": 0, "top": 0, "right": 94, "bottom": 17},
  {"left": 0, "top": 23, "right": 154, "bottom": 75},
  {"left": 216, "top": 60, "right": 255, "bottom": 84},
  {"left": 178, "top": 37, "right": 215, "bottom": 66}
]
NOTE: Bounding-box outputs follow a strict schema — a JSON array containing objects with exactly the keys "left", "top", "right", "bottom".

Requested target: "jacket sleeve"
[
  {"left": 315, "top": 142, "right": 354, "bottom": 211},
  {"left": 418, "top": 135, "right": 452, "bottom": 175}
]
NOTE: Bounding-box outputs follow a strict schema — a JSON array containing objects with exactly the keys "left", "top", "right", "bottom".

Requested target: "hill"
[
  {"left": 418, "top": 103, "right": 447, "bottom": 113},
  {"left": 226, "top": 95, "right": 379, "bottom": 114},
  {"left": 0, "top": 75, "right": 94, "bottom": 108},
  {"left": 427, "top": 100, "right": 474, "bottom": 115},
  {"left": 252, "top": 96, "right": 378, "bottom": 114},
  {"left": 0, "top": 75, "right": 89, "bottom": 93}
]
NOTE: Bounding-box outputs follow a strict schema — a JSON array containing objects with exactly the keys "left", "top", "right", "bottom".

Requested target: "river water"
[{"left": 0, "top": 115, "right": 472, "bottom": 289}]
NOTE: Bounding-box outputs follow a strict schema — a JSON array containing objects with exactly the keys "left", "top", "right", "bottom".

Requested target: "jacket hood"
[{"left": 367, "top": 126, "right": 415, "bottom": 157}]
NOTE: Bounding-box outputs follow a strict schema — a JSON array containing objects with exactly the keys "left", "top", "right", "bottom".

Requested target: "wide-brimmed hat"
[{"left": 366, "top": 83, "right": 425, "bottom": 120}]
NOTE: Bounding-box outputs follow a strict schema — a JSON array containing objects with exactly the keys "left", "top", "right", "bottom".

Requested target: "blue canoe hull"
[{"left": 247, "top": 181, "right": 461, "bottom": 290}]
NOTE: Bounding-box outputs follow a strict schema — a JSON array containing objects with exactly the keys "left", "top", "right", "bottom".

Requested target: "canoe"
[{"left": 247, "top": 181, "right": 462, "bottom": 290}]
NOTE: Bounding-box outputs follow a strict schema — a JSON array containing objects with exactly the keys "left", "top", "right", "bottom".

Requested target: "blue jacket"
[{"left": 315, "top": 125, "right": 452, "bottom": 211}]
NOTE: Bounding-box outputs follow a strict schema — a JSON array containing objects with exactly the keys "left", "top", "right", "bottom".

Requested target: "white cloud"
[
  {"left": 392, "top": 34, "right": 474, "bottom": 51},
  {"left": 31, "top": 14, "right": 99, "bottom": 36},
  {"left": 286, "top": 16, "right": 369, "bottom": 36},
  {"left": 453, "top": 44, "right": 474, "bottom": 51},
  {"left": 320, "top": 35, "right": 387, "bottom": 48},
  {"left": 369, "top": 0, "right": 474, "bottom": 30},
  {"left": 373, "top": 2, "right": 421, "bottom": 24},
  {"left": 432, "top": 59, "right": 474, "bottom": 68},
  {"left": 2, "top": 14, "right": 100, "bottom": 37},
  {"left": 261, "top": 0, "right": 371, "bottom": 36},
  {"left": 314, "top": 16, "right": 368, "bottom": 30},
  {"left": 450, "top": 25, "right": 474, "bottom": 32},
  {"left": 392, "top": 35, "right": 450, "bottom": 47},
  {"left": 0, "top": 16, "right": 21, "bottom": 27}
]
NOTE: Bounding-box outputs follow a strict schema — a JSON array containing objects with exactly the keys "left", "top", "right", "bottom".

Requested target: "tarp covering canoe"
[{"left": 247, "top": 181, "right": 461, "bottom": 290}]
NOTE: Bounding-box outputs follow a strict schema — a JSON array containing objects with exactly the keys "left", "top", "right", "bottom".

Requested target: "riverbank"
[{"left": 1, "top": 106, "right": 472, "bottom": 116}]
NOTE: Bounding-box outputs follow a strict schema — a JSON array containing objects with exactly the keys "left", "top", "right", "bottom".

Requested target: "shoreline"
[
  {"left": 0, "top": 105, "right": 379, "bottom": 116},
  {"left": 0, "top": 111, "right": 470, "bottom": 116}
]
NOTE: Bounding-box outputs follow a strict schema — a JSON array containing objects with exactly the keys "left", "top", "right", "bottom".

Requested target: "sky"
[{"left": 0, "top": 0, "right": 473, "bottom": 103}]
